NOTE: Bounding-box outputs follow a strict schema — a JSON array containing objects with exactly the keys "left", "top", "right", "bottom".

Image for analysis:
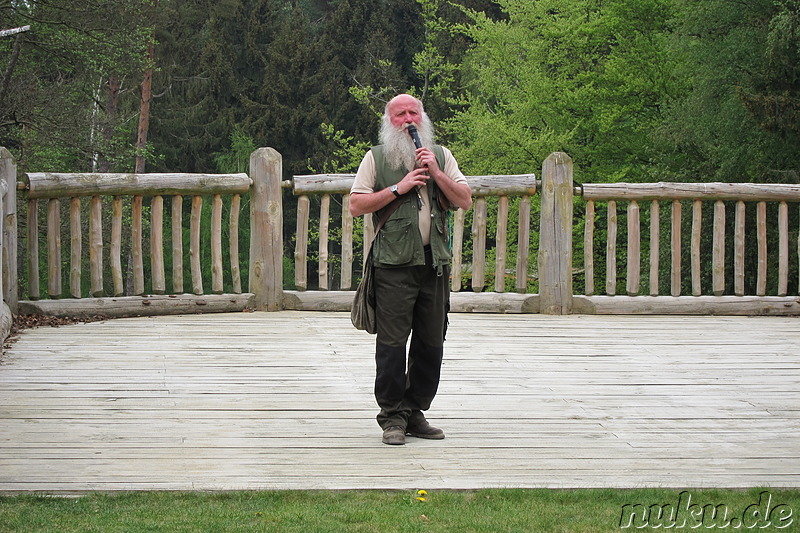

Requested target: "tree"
[
  {"left": 0, "top": 0, "right": 153, "bottom": 172},
  {"left": 656, "top": 0, "right": 800, "bottom": 183},
  {"left": 147, "top": 0, "right": 248, "bottom": 174},
  {"left": 740, "top": 0, "right": 800, "bottom": 177},
  {"left": 445, "top": 0, "right": 676, "bottom": 181},
  {"left": 135, "top": 0, "right": 159, "bottom": 173},
  {"left": 0, "top": 25, "right": 30, "bottom": 108}
]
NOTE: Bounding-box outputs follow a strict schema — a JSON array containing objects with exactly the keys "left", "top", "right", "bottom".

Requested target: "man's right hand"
[{"left": 397, "top": 167, "right": 430, "bottom": 195}]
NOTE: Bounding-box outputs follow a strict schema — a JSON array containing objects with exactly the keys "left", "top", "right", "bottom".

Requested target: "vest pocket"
[
  {"left": 430, "top": 215, "right": 450, "bottom": 263},
  {"left": 375, "top": 218, "right": 416, "bottom": 266}
]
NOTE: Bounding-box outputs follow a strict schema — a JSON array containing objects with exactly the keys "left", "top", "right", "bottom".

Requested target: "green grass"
[{"left": 1, "top": 488, "right": 798, "bottom": 532}]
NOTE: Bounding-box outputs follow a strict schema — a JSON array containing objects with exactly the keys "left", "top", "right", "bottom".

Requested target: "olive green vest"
[{"left": 371, "top": 144, "right": 451, "bottom": 271}]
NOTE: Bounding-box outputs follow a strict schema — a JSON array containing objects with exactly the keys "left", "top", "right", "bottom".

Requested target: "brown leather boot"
[
  {"left": 406, "top": 419, "right": 445, "bottom": 439},
  {"left": 382, "top": 425, "right": 406, "bottom": 445}
]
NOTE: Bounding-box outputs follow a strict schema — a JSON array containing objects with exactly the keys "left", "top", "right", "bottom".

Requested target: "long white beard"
[{"left": 379, "top": 115, "right": 435, "bottom": 171}]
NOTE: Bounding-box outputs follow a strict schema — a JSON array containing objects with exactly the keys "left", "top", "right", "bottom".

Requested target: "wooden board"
[{"left": 0, "top": 312, "right": 798, "bottom": 493}]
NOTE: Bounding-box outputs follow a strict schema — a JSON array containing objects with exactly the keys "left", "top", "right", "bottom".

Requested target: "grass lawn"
[{"left": 1, "top": 488, "right": 798, "bottom": 532}]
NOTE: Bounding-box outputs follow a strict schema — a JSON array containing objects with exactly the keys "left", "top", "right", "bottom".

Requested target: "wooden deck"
[{"left": 0, "top": 311, "right": 798, "bottom": 493}]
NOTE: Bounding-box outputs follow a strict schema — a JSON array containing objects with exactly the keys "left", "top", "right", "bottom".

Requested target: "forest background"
[{"left": 1, "top": 0, "right": 799, "bottom": 296}]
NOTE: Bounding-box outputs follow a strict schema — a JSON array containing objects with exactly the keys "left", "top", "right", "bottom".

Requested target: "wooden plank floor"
[{"left": 0, "top": 311, "right": 798, "bottom": 493}]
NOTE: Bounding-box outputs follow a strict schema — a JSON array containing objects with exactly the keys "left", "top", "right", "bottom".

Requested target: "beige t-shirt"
[{"left": 350, "top": 147, "right": 467, "bottom": 245}]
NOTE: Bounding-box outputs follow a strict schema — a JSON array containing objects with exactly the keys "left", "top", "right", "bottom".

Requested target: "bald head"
[
  {"left": 386, "top": 94, "right": 423, "bottom": 114},
  {"left": 385, "top": 94, "right": 425, "bottom": 130}
]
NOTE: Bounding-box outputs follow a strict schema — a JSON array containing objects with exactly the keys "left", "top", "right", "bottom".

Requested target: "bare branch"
[{"left": 0, "top": 26, "right": 30, "bottom": 38}]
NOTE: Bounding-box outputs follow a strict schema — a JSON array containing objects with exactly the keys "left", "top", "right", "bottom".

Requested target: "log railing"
[
  {"left": 282, "top": 151, "right": 800, "bottom": 316},
  {"left": 284, "top": 168, "right": 539, "bottom": 313},
  {"left": 576, "top": 182, "right": 800, "bottom": 314},
  {"left": 2, "top": 144, "right": 799, "bottom": 352},
  {"left": 4, "top": 147, "right": 283, "bottom": 320}
]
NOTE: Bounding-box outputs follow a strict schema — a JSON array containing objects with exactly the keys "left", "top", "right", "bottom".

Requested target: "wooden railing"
[
  {"left": 1, "top": 147, "right": 284, "bottom": 323},
  {"left": 1, "top": 146, "right": 798, "bottom": 354},
  {"left": 576, "top": 181, "right": 800, "bottom": 314},
  {"left": 283, "top": 151, "right": 800, "bottom": 316},
  {"left": 285, "top": 169, "right": 539, "bottom": 313}
]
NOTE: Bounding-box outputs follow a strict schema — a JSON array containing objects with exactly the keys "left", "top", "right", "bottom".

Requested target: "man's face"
[{"left": 387, "top": 96, "right": 422, "bottom": 130}]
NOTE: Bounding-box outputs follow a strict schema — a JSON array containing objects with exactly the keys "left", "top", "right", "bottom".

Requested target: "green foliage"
[
  {"left": 447, "top": 0, "right": 677, "bottom": 182},
  {"left": 413, "top": 0, "right": 461, "bottom": 108},
  {"left": 7, "top": 0, "right": 800, "bottom": 300},
  {"left": 744, "top": 0, "right": 800, "bottom": 147},
  {"left": 311, "top": 123, "right": 372, "bottom": 174},
  {"left": 653, "top": 0, "right": 800, "bottom": 182},
  {"left": 5, "top": 0, "right": 799, "bottom": 184},
  {"left": 213, "top": 127, "right": 257, "bottom": 174}
]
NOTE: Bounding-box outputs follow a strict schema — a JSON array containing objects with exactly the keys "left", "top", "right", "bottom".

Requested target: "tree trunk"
[
  {"left": 98, "top": 76, "right": 120, "bottom": 173},
  {"left": 135, "top": 1, "right": 157, "bottom": 174}
]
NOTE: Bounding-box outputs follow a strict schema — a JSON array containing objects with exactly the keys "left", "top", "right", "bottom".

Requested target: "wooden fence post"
[
  {"left": 538, "top": 152, "right": 574, "bottom": 314},
  {"left": 1, "top": 147, "right": 17, "bottom": 310},
  {"left": 249, "top": 148, "right": 284, "bottom": 311},
  {"left": 0, "top": 147, "right": 15, "bottom": 345}
]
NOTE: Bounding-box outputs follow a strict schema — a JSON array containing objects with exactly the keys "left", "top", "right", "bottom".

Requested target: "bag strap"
[{"left": 363, "top": 191, "right": 409, "bottom": 261}]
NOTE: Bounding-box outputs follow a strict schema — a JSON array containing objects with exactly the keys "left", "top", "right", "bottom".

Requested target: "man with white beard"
[{"left": 350, "top": 94, "right": 472, "bottom": 445}]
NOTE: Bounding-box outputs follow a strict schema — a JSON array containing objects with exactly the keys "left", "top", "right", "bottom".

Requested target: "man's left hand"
[
  {"left": 415, "top": 147, "right": 441, "bottom": 176},
  {"left": 414, "top": 146, "right": 473, "bottom": 211}
]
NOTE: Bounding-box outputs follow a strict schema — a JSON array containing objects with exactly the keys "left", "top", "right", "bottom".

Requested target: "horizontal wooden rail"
[
  {"left": 582, "top": 182, "right": 800, "bottom": 201},
  {"left": 291, "top": 173, "right": 537, "bottom": 197},
  {"left": 291, "top": 174, "right": 356, "bottom": 194},
  {"left": 24, "top": 172, "right": 251, "bottom": 198},
  {"left": 18, "top": 293, "right": 253, "bottom": 318},
  {"left": 574, "top": 295, "right": 800, "bottom": 315}
]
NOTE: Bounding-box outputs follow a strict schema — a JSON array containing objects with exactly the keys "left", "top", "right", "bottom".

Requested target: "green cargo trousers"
[{"left": 373, "top": 248, "right": 450, "bottom": 430}]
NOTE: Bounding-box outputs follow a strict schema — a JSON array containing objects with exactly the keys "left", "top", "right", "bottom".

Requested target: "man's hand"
[
  {"left": 415, "top": 147, "right": 440, "bottom": 175},
  {"left": 349, "top": 167, "right": 430, "bottom": 217},
  {"left": 415, "top": 147, "right": 473, "bottom": 211},
  {"left": 397, "top": 167, "right": 429, "bottom": 195}
]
